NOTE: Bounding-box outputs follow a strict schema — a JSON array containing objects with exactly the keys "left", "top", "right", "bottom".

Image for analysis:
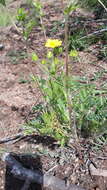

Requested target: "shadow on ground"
[{"left": 5, "top": 153, "right": 43, "bottom": 190}]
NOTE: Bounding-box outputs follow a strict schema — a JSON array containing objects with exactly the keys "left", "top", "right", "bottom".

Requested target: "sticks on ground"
[{"left": 0, "top": 133, "right": 24, "bottom": 144}]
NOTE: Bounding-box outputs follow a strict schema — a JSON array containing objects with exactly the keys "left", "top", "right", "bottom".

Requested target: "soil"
[{"left": 0, "top": 0, "right": 107, "bottom": 190}]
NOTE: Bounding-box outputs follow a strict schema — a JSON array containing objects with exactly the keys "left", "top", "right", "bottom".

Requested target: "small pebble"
[
  {"left": 0, "top": 44, "right": 4, "bottom": 51},
  {"left": 0, "top": 171, "right": 4, "bottom": 175},
  {"left": 20, "top": 144, "right": 27, "bottom": 150}
]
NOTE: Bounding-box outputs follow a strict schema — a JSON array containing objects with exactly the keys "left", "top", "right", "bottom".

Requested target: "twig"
[
  {"left": 0, "top": 133, "right": 24, "bottom": 144},
  {"left": 98, "top": 0, "right": 107, "bottom": 12},
  {"left": 97, "top": 156, "right": 107, "bottom": 160},
  {"left": 79, "top": 28, "right": 107, "bottom": 40},
  {"left": 69, "top": 18, "right": 107, "bottom": 25},
  {"left": 45, "top": 164, "right": 58, "bottom": 174}
]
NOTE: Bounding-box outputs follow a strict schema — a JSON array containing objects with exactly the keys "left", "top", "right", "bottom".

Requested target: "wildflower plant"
[
  {"left": 24, "top": 1, "right": 80, "bottom": 144},
  {"left": 28, "top": 41, "right": 107, "bottom": 145},
  {"left": 30, "top": 38, "right": 71, "bottom": 145},
  {"left": 24, "top": 0, "right": 107, "bottom": 146},
  {"left": 16, "top": 0, "right": 44, "bottom": 41}
]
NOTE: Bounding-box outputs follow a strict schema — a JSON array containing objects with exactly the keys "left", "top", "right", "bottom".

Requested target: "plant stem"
[
  {"left": 39, "top": 0, "right": 47, "bottom": 41},
  {"left": 40, "top": 15, "right": 47, "bottom": 41},
  {"left": 5, "top": 7, "right": 20, "bottom": 33},
  {"left": 64, "top": 11, "right": 78, "bottom": 140},
  {"left": 65, "top": 15, "right": 69, "bottom": 79},
  {"left": 64, "top": 14, "right": 71, "bottom": 129}
]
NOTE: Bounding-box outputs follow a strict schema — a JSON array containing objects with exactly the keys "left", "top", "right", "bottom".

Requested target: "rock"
[{"left": 0, "top": 44, "right": 4, "bottom": 51}]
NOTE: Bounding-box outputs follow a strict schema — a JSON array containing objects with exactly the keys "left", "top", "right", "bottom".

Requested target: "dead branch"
[
  {"left": 2, "top": 152, "right": 86, "bottom": 190},
  {"left": 0, "top": 133, "right": 24, "bottom": 144},
  {"left": 79, "top": 28, "right": 107, "bottom": 40},
  {"left": 98, "top": 0, "right": 107, "bottom": 12}
]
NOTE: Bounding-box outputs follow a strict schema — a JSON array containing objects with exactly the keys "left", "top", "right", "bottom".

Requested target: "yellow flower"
[{"left": 45, "top": 39, "right": 62, "bottom": 48}]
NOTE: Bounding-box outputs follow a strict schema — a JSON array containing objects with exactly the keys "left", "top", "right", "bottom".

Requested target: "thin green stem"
[
  {"left": 40, "top": 15, "right": 47, "bottom": 41},
  {"left": 64, "top": 10, "right": 78, "bottom": 140},
  {"left": 65, "top": 15, "right": 69, "bottom": 79}
]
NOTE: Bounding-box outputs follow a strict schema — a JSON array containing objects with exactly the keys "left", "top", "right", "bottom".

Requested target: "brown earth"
[{"left": 0, "top": 0, "right": 107, "bottom": 189}]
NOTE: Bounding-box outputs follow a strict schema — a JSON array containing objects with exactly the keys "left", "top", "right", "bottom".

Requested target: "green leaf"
[
  {"left": 32, "top": 52, "right": 38, "bottom": 61},
  {"left": 64, "top": 4, "right": 78, "bottom": 15},
  {"left": 60, "top": 138, "right": 66, "bottom": 146},
  {"left": 16, "top": 8, "right": 26, "bottom": 22},
  {"left": 41, "top": 59, "right": 47, "bottom": 64},
  {"left": 47, "top": 51, "right": 53, "bottom": 58},
  {"left": 69, "top": 50, "right": 78, "bottom": 57},
  {"left": 33, "top": 1, "right": 42, "bottom": 9},
  {"left": 0, "top": 0, "right": 6, "bottom": 6}
]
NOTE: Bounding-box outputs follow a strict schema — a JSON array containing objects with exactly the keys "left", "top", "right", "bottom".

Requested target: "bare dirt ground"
[
  {"left": 0, "top": 0, "right": 107, "bottom": 189},
  {"left": 0, "top": 40, "right": 38, "bottom": 138}
]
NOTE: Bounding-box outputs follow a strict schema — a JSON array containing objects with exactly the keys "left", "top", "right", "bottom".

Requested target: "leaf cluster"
[
  {"left": 70, "top": 79, "right": 107, "bottom": 137},
  {"left": 16, "top": 0, "right": 43, "bottom": 40},
  {"left": 0, "top": 0, "right": 6, "bottom": 6}
]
